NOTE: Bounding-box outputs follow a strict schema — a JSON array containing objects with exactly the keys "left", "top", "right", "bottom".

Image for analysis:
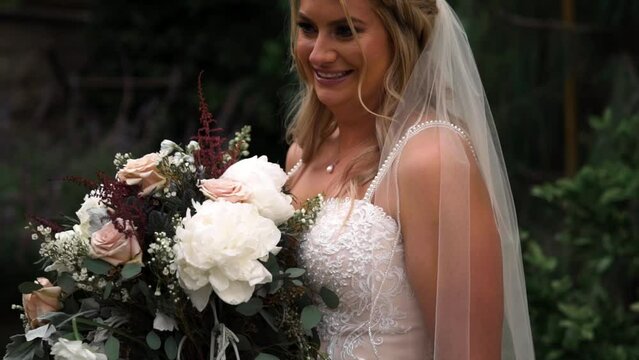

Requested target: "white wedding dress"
[{"left": 290, "top": 121, "right": 468, "bottom": 359}]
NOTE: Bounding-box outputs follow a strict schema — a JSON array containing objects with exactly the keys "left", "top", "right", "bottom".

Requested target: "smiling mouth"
[{"left": 314, "top": 70, "right": 354, "bottom": 80}]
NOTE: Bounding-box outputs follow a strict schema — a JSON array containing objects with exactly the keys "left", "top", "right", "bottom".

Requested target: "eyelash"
[{"left": 296, "top": 21, "right": 360, "bottom": 39}]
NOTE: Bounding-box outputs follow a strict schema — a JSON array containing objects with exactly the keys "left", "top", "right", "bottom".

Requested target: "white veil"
[{"left": 367, "top": 0, "right": 535, "bottom": 358}]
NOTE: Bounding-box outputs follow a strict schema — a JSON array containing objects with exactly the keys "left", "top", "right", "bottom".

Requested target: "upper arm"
[
  {"left": 285, "top": 142, "right": 303, "bottom": 173},
  {"left": 397, "top": 127, "right": 503, "bottom": 359}
]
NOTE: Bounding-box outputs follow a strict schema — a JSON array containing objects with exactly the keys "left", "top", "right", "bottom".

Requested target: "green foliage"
[{"left": 525, "top": 110, "right": 639, "bottom": 359}]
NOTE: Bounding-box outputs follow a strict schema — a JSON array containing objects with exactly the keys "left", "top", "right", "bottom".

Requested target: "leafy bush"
[{"left": 524, "top": 110, "right": 639, "bottom": 359}]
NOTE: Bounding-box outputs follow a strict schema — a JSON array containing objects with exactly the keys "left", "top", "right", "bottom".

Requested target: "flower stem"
[
  {"left": 74, "top": 317, "right": 146, "bottom": 346},
  {"left": 72, "top": 318, "right": 81, "bottom": 341}
]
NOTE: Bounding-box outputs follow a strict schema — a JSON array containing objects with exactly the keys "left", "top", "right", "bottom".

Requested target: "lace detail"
[
  {"left": 293, "top": 121, "right": 459, "bottom": 358},
  {"left": 299, "top": 198, "right": 428, "bottom": 359}
]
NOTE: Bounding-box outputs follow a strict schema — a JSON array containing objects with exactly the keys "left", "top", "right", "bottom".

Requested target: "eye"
[
  {"left": 297, "top": 21, "right": 316, "bottom": 35},
  {"left": 335, "top": 25, "right": 355, "bottom": 39}
]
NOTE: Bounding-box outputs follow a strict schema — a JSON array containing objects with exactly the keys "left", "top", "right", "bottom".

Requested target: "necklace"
[{"left": 324, "top": 138, "right": 376, "bottom": 174}]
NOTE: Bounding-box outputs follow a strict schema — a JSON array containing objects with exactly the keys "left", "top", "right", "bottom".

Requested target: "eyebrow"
[{"left": 298, "top": 12, "right": 366, "bottom": 26}]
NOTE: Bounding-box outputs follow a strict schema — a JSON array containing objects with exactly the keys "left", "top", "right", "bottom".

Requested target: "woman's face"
[{"left": 295, "top": 0, "right": 392, "bottom": 112}]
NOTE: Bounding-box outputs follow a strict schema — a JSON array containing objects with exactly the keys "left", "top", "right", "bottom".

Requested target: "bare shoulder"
[
  {"left": 285, "top": 142, "right": 303, "bottom": 173},
  {"left": 397, "top": 125, "right": 478, "bottom": 211},
  {"left": 398, "top": 125, "right": 473, "bottom": 179}
]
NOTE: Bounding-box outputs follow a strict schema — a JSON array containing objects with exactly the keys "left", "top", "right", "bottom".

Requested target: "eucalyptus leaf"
[
  {"left": 284, "top": 268, "right": 305, "bottom": 278},
  {"left": 263, "top": 255, "right": 280, "bottom": 277},
  {"left": 164, "top": 335, "right": 178, "bottom": 360},
  {"left": 146, "top": 331, "right": 161, "bottom": 350},
  {"left": 105, "top": 336, "right": 120, "bottom": 360},
  {"left": 255, "top": 353, "right": 280, "bottom": 360},
  {"left": 236, "top": 298, "right": 263, "bottom": 316},
  {"left": 269, "top": 280, "right": 283, "bottom": 294},
  {"left": 120, "top": 263, "right": 142, "bottom": 280},
  {"left": 320, "top": 287, "right": 339, "bottom": 309},
  {"left": 3, "top": 335, "right": 39, "bottom": 360},
  {"left": 291, "top": 279, "right": 302, "bottom": 287},
  {"left": 301, "top": 305, "right": 322, "bottom": 330},
  {"left": 57, "top": 273, "right": 76, "bottom": 294},
  {"left": 103, "top": 282, "right": 113, "bottom": 300},
  {"left": 18, "top": 282, "right": 43, "bottom": 294},
  {"left": 83, "top": 258, "right": 112, "bottom": 275},
  {"left": 79, "top": 298, "right": 100, "bottom": 313}
]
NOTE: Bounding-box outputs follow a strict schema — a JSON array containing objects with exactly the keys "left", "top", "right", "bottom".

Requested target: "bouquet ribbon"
[{"left": 210, "top": 301, "right": 241, "bottom": 360}]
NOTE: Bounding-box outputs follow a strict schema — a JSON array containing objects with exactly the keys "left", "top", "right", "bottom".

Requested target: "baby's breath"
[
  {"left": 148, "top": 232, "right": 182, "bottom": 302},
  {"left": 39, "top": 229, "right": 88, "bottom": 273},
  {"left": 113, "top": 152, "right": 132, "bottom": 169}
]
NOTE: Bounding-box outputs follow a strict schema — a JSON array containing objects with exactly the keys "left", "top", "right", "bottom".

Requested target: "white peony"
[
  {"left": 75, "top": 195, "right": 109, "bottom": 239},
  {"left": 220, "top": 156, "right": 294, "bottom": 225},
  {"left": 174, "top": 200, "right": 281, "bottom": 309},
  {"left": 50, "top": 338, "right": 107, "bottom": 360}
]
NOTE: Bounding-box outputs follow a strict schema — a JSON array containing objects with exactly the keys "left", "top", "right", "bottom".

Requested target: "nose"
[{"left": 309, "top": 33, "right": 337, "bottom": 67}]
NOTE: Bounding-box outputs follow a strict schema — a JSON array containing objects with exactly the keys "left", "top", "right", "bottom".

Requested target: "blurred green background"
[{"left": 0, "top": 0, "right": 637, "bottom": 358}]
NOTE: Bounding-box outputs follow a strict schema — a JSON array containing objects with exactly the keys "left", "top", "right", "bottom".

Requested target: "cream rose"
[
  {"left": 219, "top": 156, "right": 294, "bottom": 225},
  {"left": 75, "top": 194, "right": 109, "bottom": 239},
  {"left": 116, "top": 153, "right": 166, "bottom": 196},
  {"left": 174, "top": 200, "right": 281, "bottom": 309},
  {"left": 50, "top": 338, "right": 107, "bottom": 360},
  {"left": 199, "top": 178, "right": 250, "bottom": 203},
  {"left": 89, "top": 220, "right": 142, "bottom": 266},
  {"left": 22, "top": 277, "right": 62, "bottom": 328}
]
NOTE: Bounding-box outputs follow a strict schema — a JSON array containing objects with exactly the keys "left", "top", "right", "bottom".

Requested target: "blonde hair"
[{"left": 286, "top": 0, "right": 438, "bottom": 196}]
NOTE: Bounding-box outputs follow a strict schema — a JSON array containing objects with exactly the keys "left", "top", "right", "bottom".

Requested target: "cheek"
[
  {"left": 295, "top": 38, "right": 314, "bottom": 76},
  {"left": 365, "top": 44, "right": 391, "bottom": 85}
]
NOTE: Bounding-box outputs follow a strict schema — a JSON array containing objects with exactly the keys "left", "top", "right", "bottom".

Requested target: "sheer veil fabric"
[{"left": 367, "top": 0, "right": 535, "bottom": 358}]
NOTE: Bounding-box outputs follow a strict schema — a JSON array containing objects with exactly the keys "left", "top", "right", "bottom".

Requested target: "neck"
[{"left": 330, "top": 105, "right": 378, "bottom": 152}]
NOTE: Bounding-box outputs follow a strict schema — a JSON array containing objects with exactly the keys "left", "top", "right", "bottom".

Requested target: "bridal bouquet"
[{"left": 5, "top": 83, "right": 335, "bottom": 360}]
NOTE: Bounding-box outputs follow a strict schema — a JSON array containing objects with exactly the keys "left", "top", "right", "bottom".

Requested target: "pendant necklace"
[{"left": 325, "top": 138, "right": 376, "bottom": 174}]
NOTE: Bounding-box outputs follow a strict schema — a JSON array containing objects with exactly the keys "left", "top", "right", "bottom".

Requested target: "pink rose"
[
  {"left": 116, "top": 153, "right": 166, "bottom": 196},
  {"left": 199, "top": 178, "right": 250, "bottom": 203},
  {"left": 22, "top": 277, "right": 62, "bottom": 328},
  {"left": 89, "top": 220, "right": 142, "bottom": 266}
]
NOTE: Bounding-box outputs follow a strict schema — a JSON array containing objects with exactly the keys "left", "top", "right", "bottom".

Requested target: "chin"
[{"left": 314, "top": 89, "right": 355, "bottom": 111}]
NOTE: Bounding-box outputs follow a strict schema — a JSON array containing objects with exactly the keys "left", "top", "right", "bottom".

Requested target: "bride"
[{"left": 284, "top": 0, "right": 535, "bottom": 359}]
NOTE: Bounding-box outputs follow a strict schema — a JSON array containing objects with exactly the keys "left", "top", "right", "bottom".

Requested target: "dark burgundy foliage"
[
  {"left": 193, "top": 72, "right": 227, "bottom": 179},
  {"left": 96, "top": 173, "right": 147, "bottom": 245},
  {"left": 63, "top": 176, "right": 99, "bottom": 190}
]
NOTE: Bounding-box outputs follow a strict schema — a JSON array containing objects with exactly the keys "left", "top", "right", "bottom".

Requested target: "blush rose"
[
  {"left": 199, "top": 178, "right": 250, "bottom": 203},
  {"left": 89, "top": 220, "right": 142, "bottom": 266},
  {"left": 116, "top": 153, "right": 166, "bottom": 196},
  {"left": 22, "top": 277, "right": 62, "bottom": 328}
]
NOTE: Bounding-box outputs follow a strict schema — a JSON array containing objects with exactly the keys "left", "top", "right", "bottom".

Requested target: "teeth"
[{"left": 316, "top": 71, "right": 349, "bottom": 79}]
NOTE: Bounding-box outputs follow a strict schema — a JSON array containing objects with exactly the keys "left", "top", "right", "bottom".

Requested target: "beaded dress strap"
[
  {"left": 286, "top": 159, "right": 303, "bottom": 178},
  {"left": 363, "top": 120, "right": 476, "bottom": 203}
]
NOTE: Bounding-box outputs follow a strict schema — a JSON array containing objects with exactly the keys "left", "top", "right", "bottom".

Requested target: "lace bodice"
[{"left": 298, "top": 198, "right": 430, "bottom": 359}]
